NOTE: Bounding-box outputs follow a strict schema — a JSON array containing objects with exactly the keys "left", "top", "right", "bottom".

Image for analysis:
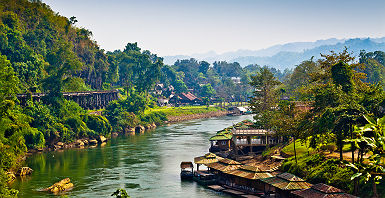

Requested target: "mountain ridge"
[{"left": 163, "top": 37, "right": 385, "bottom": 69}]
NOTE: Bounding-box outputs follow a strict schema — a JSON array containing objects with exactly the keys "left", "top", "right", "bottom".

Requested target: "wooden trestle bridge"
[{"left": 17, "top": 90, "right": 119, "bottom": 110}]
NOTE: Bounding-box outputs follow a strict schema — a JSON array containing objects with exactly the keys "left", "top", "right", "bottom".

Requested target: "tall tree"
[{"left": 249, "top": 67, "right": 281, "bottom": 128}]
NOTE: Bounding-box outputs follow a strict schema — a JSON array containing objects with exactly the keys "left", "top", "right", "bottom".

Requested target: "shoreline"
[
  {"left": 25, "top": 109, "right": 231, "bottom": 156},
  {"left": 165, "top": 110, "right": 230, "bottom": 124}
]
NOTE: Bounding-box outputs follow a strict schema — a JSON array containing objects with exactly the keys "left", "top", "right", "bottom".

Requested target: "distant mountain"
[{"left": 163, "top": 37, "right": 385, "bottom": 70}]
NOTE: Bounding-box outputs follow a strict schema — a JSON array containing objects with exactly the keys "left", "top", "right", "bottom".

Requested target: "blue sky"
[{"left": 43, "top": 0, "right": 385, "bottom": 56}]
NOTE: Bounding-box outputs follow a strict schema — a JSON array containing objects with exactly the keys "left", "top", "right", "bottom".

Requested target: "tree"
[
  {"left": 249, "top": 67, "right": 281, "bottom": 128},
  {"left": 200, "top": 83, "right": 216, "bottom": 98},
  {"left": 43, "top": 40, "right": 82, "bottom": 105},
  {"left": 199, "top": 61, "right": 210, "bottom": 74},
  {"left": 272, "top": 101, "right": 303, "bottom": 163}
]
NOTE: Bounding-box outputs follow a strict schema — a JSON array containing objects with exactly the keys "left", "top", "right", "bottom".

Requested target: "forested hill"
[
  {"left": 0, "top": 0, "right": 114, "bottom": 92},
  {"left": 164, "top": 37, "right": 385, "bottom": 69}
]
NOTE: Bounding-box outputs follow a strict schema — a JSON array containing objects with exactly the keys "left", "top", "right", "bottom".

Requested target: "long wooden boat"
[{"left": 180, "top": 162, "right": 194, "bottom": 180}]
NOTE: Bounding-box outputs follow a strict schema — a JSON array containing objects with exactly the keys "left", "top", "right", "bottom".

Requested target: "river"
[{"left": 12, "top": 115, "right": 253, "bottom": 198}]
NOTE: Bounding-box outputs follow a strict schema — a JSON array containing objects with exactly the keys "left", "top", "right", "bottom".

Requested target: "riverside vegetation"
[
  {"left": 248, "top": 49, "right": 385, "bottom": 197},
  {"left": 1, "top": 0, "right": 385, "bottom": 197}
]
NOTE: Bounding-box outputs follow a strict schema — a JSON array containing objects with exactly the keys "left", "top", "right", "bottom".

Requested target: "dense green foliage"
[
  {"left": 0, "top": 0, "right": 385, "bottom": 197},
  {"left": 281, "top": 154, "right": 354, "bottom": 192},
  {"left": 249, "top": 49, "right": 385, "bottom": 196}
]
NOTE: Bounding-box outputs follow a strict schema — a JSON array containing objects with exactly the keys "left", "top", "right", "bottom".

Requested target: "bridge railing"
[{"left": 16, "top": 90, "right": 119, "bottom": 110}]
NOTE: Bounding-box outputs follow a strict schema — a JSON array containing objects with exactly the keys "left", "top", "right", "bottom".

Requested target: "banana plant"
[{"left": 346, "top": 115, "right": 385, "bottom": 197}]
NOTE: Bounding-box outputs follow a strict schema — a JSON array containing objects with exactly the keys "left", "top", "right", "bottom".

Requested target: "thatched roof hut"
[
  {"left": 194, "top": 153, "right": 224, "bottom": 165},
  {"left": 224, "top": 165, "right": 273, "bottom": 180},
  {"left": 206, "top": 158, "right": 242, "bottom": 172},
  {"left": 291, "top": 183, "right": 357, "bottom": 198},
  {"left": 261, "top": 172, "right": 312, "bottom": 197}
]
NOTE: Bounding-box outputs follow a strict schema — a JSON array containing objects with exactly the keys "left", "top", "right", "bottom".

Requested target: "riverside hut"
[
  {"left": 206, "top": 158, "right": 242, "bottom": 173},
  {"left": 221, "top": 165, "right": 274, "bottom": 195},
  {"left": 232, "top": 126, "right": 282, "bottom": 156},
  {"left": 194, "top": 153, "right": 223, "bottom": 171},
  {"left": 291, "top": 183, "right": 357, "bottom": 198},
  {"left": 209, "top": 130, "right": 233, "bottom": 152},
  {"left": 261, "top": 172, "right": 312, "bottom": 198}
]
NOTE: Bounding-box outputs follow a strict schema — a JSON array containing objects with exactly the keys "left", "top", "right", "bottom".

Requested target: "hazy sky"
[{"left": 43, "top": 0, "right": 385, "bottom": 56}]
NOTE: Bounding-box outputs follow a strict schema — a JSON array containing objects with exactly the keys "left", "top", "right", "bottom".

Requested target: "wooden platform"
[
  {"left": 240, "top": 195, "right": 260, "bottom": 198},
  {"left": 207, "top": 185, "right": 225, "bottom": 192},
  {"left": 222, "top": 189, "right": 246, "bottom": 196}
]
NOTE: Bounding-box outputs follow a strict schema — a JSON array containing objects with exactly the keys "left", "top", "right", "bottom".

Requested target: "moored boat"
[{"left": 180, "top": 161, "right": 194, "bottom": 180}]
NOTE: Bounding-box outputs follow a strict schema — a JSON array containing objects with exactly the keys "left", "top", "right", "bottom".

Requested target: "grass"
[
  {"left": 213, "top": 102, "right": 249, "bottom": 106},
  {"left": 281, "top": 140, "right": 314, "bottom": 156},
  {"left": 144, "top": 106, "right": 224, "bottom": 117}
]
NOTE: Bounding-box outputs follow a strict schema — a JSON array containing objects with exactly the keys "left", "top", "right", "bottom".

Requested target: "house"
[
  {"left": 153, "top": 83, "right": 164, "bottom": 95},
  {"left": 231, "top": 77, "right": 241, "bottom": 84},
  {"left": 209, "top": 129, "right": 233, "bottom": 152},
  {"left": 179, "top": 92, "right": 203, "bottom": 105},
  {"left": 157, "top": 97, "right": 169, "bottom": 106}
]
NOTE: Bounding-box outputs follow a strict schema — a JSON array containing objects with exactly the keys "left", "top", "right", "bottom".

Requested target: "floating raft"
[
  {"left": 207, "top": 185, "right": 225, "bottom": 192},
  {"left": 222, "top": 188, "right": 246, "bottom": 196}
]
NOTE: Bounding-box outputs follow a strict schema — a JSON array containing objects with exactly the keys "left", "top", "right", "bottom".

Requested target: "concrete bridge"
[{"left": 17, "top": 90, "right": 119, "bottom": 110}]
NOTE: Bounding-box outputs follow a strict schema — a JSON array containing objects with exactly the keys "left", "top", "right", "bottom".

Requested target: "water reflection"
[{"left": 13, "top": 115, "right": 252, "bottom": 198}]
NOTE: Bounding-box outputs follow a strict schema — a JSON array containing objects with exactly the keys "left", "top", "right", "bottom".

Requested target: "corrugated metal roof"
[
  {"left": 311, "top": 183, "right": 344, "bottom": 193},
  {"left": 225, "top": 169, "right": 273, "bottom": 180},
  {"left": 206, "top": 162, "right": 242, "bottom": 172},
  {"left": 291, "top": 188, "right": 357, "bottom": 198},
  {"left": 240, "top": 165, "right": 262, "bottom": 172},
  {"left": 219, "top": 158, "right": 242, "bottom": 165},
  {"left": 277, "top": 172, "right": 305, "bottom": 182},
  {"left": 194, "top": 153, "right": 224, "bottom": 164},
  {"left": 261, "top": 174, "right": 312, "bottom": 191},
  {"left": 209, "top": 134, "right": 232, "bottom": 141}
]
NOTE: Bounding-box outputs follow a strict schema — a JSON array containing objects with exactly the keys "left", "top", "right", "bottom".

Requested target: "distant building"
[
  {"left": 157, "top": 97, "right": 169, "bottom": 106},
  {"left": 169, "top": 92, "right": 203, "bottom": 106},
  {"left": 179, "top": 92, "right": 203, "bottom": 105},
  {"left": 231, "top": 77, "right": 241, "bottom": 84}
]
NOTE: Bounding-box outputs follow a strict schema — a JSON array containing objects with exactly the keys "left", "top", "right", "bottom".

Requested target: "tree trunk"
[
  {"left": 294, "top": 137, "right": 297, "bottom": 164},
  {"left": 338, "top": 137, "right": 343, "bottom": 161},
  {"left": 373, "top": 179, "right": 378, "bottom": 198},
  {"left": 354, "top": 178, "right": 358, "bottom": 196},
  {"left": 351, "top": 142, "right": 354, "bottom": 164},
  {"left": 351, "top": 125, "right": 354, "bottom": 164}
]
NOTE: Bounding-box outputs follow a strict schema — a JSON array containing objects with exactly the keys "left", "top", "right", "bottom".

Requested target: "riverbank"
[
  {"left": 12, "top": 115, "right": 254, "bottom": 198},
  {"left": 165, "top": 110, "right": 229, "bottom": 123}
]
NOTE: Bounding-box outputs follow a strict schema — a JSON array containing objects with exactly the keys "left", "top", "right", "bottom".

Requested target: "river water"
[{"left": 12, "top": 115, "right": 253, "bottom": 198}]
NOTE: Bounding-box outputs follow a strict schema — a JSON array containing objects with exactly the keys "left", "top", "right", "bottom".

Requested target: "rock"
[
  {"left": 136, "top": 125, "right": 145, "bottom": 133},
  {"left": 145, "top": 124, "right": 151, "bottom": 130},
  {"left": 43, "top": 178, "right": 74, "bottom": 194},
  {"left": 151, "top": 123, "right": 157, "bottom": 128},
  {"left": 97, "top": 135, "right": 107, "bottom": 143},
  {"left": 125, "top": 128, "right": 135, "bottom": 133},
  {"left": 57, "top": 142, "right": 64, "bottom": 146},
  {"left": 16, "top": 167, "right": 33, "bottom": 176},
  {"left": 89, "top": 139, "right": 98, "bottom": 145},
  {"left": 75, "top": 140, "right": 84, "bottom": 147},
  {"left": 6, "top": 172, "right": 16, "bottom": 183},
  {"left": 83, "top": 139, "right": 89, "bottom": 145},
  {"left": 112, "top": 132, "right": 118, "bottom": 137}
]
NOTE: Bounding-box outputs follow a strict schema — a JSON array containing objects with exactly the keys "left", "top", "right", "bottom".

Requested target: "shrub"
[
  {"left": 23, "top": 128, "right": 45, "bottom": 149},
  {"left": 82, "top": 114, "right": 112, "bottom": 136}
]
